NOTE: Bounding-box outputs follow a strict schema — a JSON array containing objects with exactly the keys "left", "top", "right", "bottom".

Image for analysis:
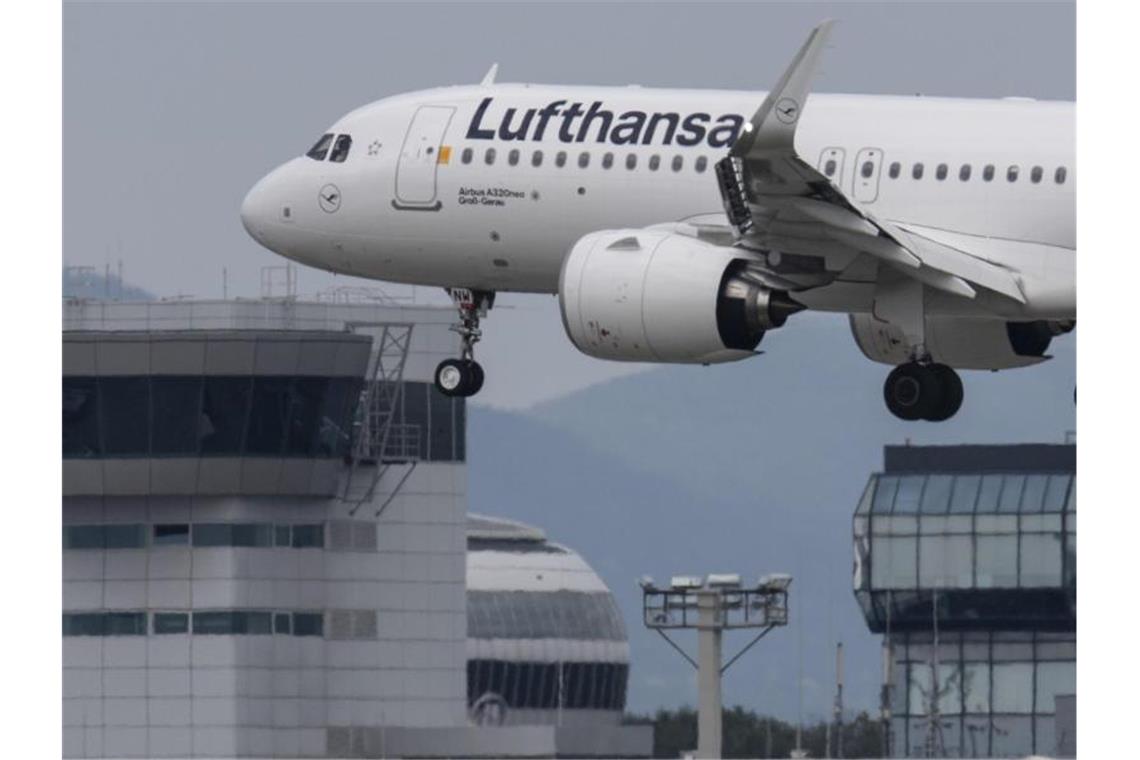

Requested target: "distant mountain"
[
  {"left": 468, "top": 313, "right": 1075, "bottom": 720},
  {"left": 531, "top": 313, "right": 1076, "bottom": 503},
  {"left": 63, "top": 267, "right": 155, "bottom": 301}
]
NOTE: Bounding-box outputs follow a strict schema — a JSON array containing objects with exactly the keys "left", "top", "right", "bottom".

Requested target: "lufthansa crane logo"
[
  {"left": 775, "top": 97, "right": 800, "bottom": 125},
  {"left": 318, "top": 184, "right": 341, "bottom": 213}
]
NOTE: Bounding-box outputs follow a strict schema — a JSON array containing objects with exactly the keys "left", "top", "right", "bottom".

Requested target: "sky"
[{"left": 63, "top": 1, "right": 1075, "bottom": 408}]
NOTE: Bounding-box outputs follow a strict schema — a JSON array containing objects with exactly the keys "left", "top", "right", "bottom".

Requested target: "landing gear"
[
  {"left": 884, "top": 362, "right": 963, "bottom": 422},
  {"left": 434, "top": 288, "right": 493, "bottom": 398}
]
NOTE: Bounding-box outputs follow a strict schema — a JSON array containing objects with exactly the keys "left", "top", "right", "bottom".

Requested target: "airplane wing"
[{"left": 716, "top": 20, "right": 1026, "bottom": 305}]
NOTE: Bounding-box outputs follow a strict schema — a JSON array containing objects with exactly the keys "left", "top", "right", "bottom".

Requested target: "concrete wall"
[{"left": 63, "top": 463, "right": 468, "bottom": 758}]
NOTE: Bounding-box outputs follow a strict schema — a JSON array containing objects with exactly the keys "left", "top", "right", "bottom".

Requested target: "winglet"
[
  {"left": 481, "top": 63, "right": 499, "bottom": 86},
  {"left": 731, "top": 19, "right": 835, "bottom": 157}
]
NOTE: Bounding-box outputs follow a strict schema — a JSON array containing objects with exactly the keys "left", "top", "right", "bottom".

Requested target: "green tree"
[{"left": 627, "top": 706, "right": 886, "bottom": 758}]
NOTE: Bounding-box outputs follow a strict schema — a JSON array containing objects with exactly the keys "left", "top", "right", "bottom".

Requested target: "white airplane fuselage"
[{"left": 241, "top": 84, "right": 1075, "bottom": 321}]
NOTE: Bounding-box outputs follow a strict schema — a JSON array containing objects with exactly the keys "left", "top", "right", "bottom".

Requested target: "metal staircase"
[{"left": 341, "top": 322, "right": 418, "bottom": 513}]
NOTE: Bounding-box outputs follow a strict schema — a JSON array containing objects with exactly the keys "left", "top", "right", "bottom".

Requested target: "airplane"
[{"left": 240, "top": 21, "right": 1074, "bottom": 422}]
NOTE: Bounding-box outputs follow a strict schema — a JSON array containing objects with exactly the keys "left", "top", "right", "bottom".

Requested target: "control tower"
[
  {"left": 853, "top": 444, "right": 1075, "bottom": 758},
  {"left": 63, "top": 299, "right": 468, "bottom": 759}
]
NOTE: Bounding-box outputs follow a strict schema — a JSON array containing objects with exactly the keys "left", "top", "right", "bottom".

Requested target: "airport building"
[
  {"left": 853, "top": 443, "right": 1076, "bottom": 758},
  {"left": 62, "top": 296, "right": 650, "bottom": 758},
  {"left": 466, "top": 514, "right": 644, "bottom": 747}
]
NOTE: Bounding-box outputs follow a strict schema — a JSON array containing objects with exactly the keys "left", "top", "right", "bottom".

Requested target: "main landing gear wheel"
[
  {"left": 434, "top": 358, "right": 484, "bottom": 398},
  {"left": 884, "top": 362, "right": 964, "bottom": 422}
]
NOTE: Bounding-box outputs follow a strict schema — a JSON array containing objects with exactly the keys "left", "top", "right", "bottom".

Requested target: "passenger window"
[
  {"left": 532, "top": 150, "right": 543, "bottom": 167},
  {"left": 695, "top": 156, "right": 708, "bottom": 173},
  {"left": 329, "top": 135, "right": 352, "bottom": 163},
  {"left": 626, "top": 154, "right": 637, "bottom": 170},
  {"left": 578, "top": 152, "right": 590, "bottom": 169},
  {"left": 484, "top": 148, "right": 496, "bottom": 165},
  {"left": 824, "top": 160, "right": 837, "bottom": 177},
  {"left": 306, "top": 133, "right": 333, "bottom": 161},
  {"left": 935, "top": 163, "right": 948, "bottom": 181},
  {"left": 555, "top": 151, "right": 567, "bottom": 168},
  {"left": 649, "top": 155, "right": 661, "bottom": 171},
  {"left": 983, "top": 164, "right": 995, "bottom": 182},
  {"left": 1007, "top": 165, "right": 1020, "bottom": 182},
  {"left": 602, "top": 152, "right": 614, "bottom": 169},
  {"left": 1030, "top": 165, "right": 1043, "bottom": 183},
  {"left": 888, "top": 162, "right": 900, "bottom": 179},
  {"left": 959, "top": 164, "right": 971, "bottom": 181},
  {"left": 1055, "top": 166, "right": 1067, "bottom": 184},
  {"left": 861, "top": 161, "right": 874, "bottom": 179},
  {"left": 461, "top": 147, "right": 473, "bottom": 165},
  {"left": 912, "top": 163, "right": 924, "bottom": 180},
  {"left": 508, "top": 149, "right": 520, "bottom": 166},
  {"left": 672, "top": 155, "right": 683, "bottom": 172}
]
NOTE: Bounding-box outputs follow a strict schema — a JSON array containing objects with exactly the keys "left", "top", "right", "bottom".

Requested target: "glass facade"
[
  {"left": 856, "top": 446, "right": 1076, "bottom": 758},
  {"left": 64, "top": 610, "right": 326, "bottom": 637},
  {"left": 63, "top": 375, "right": 362, "bottom": 459},
  {"left": 388, "top": 381, "right": 466, "bottom": 463},
  {"left": 63, "top": 375, "right": 467, "bottom": 463},
  {"left": 854, "top": 471, "right": 1075, "bottom": 632},
  {"left": 63, "top": 521, "right": 326, "bottom": 550},
  {"left": 887, "top": 631, "right": 1074, "bottom": 757},
  {"left": 467, "top": 590, "right": 627, "bottom": 641},
  {"left": 467, "top": 660, "right": 628, "bottom": 711}
]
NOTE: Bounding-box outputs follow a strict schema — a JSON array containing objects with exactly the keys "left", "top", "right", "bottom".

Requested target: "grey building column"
[{"left": 697, "top": 590, "right": 723, "bottom": 759}]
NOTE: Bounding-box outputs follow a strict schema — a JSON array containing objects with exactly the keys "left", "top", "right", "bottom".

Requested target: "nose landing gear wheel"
[
  {"left": 884, "top": 362, "right": 964, "bottom": 422},
  {"left": 434, "top": 358, "right": 484, "bottom": 398}
]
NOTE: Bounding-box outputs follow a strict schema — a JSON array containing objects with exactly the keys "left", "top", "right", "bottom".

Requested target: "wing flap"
[{"left": 720, "top": 19, "right": 1028, "bottom": 307}]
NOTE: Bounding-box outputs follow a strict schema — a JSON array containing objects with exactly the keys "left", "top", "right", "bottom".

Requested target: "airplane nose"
[{"left": 240, "top": 176, "right": 273, "bottom": 243}]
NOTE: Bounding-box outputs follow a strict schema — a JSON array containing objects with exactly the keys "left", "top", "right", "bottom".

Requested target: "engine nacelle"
[
  {"left": 559, "top": 230, "right": 799, "bottom": 363},
  {"left": 849, "top": 314, "right": 1072, "bottom": 370}
]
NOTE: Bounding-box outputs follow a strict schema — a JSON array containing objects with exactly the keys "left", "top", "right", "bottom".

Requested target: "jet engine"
[
  {"left": 849, "top": 314, "right": 1074, "bottom": 370},
  {"left": 559, "top": 230, "right": 801, "bottom": 363}
]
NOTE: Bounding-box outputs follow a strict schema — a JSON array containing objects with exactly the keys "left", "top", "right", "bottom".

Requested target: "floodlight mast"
[{"left": 641, "top": 574, "right": 791, "bottom": 759}]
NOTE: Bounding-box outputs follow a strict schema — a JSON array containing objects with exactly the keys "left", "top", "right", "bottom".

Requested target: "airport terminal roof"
[{"left": 467, "top": 513, "right": 547, "bottom": 543}]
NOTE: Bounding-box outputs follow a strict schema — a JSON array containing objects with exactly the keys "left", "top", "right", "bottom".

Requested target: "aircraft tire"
[
  {"left": 924, "top": 364, "right": 963, "bottom": 422},
  {"left": 464, "top": 360, "right": 485, "bottom": 396}
]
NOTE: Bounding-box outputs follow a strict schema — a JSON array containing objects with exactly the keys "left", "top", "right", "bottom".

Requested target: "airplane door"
[
  {"left": 395, "top": 105, "right": 455, "bottom": 208},
  {"left": 818, "top": 147, "right": 846, "bottom": 186},
  {"left": 853, "top": 147, "right": 884, "bottom": 203}
]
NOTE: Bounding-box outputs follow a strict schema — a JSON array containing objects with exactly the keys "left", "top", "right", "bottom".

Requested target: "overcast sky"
[{"left": 64, "top": 1, "right": 1074, "bottom": 407}]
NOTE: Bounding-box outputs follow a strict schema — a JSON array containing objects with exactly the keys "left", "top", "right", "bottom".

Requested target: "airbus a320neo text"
[{"left": 241, "top": 21, "right": 1074, "bottom": 422}]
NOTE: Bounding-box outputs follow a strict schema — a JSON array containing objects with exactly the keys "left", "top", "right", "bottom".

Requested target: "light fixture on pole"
[{"left": 640, "top": 573, "right": 791, "bottom": 759}]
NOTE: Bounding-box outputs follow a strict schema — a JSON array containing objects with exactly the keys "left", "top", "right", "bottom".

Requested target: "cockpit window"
[
  {"left": 306, "top": 133, "right": 334, "bottom": 161},
  {"left": 329, "top": 135, "right": 352, "bottom": 163}
]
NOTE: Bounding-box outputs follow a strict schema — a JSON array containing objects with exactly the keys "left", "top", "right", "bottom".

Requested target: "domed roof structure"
[{"left": 466, "top": 514, "right": 629, "bottom": 727}]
